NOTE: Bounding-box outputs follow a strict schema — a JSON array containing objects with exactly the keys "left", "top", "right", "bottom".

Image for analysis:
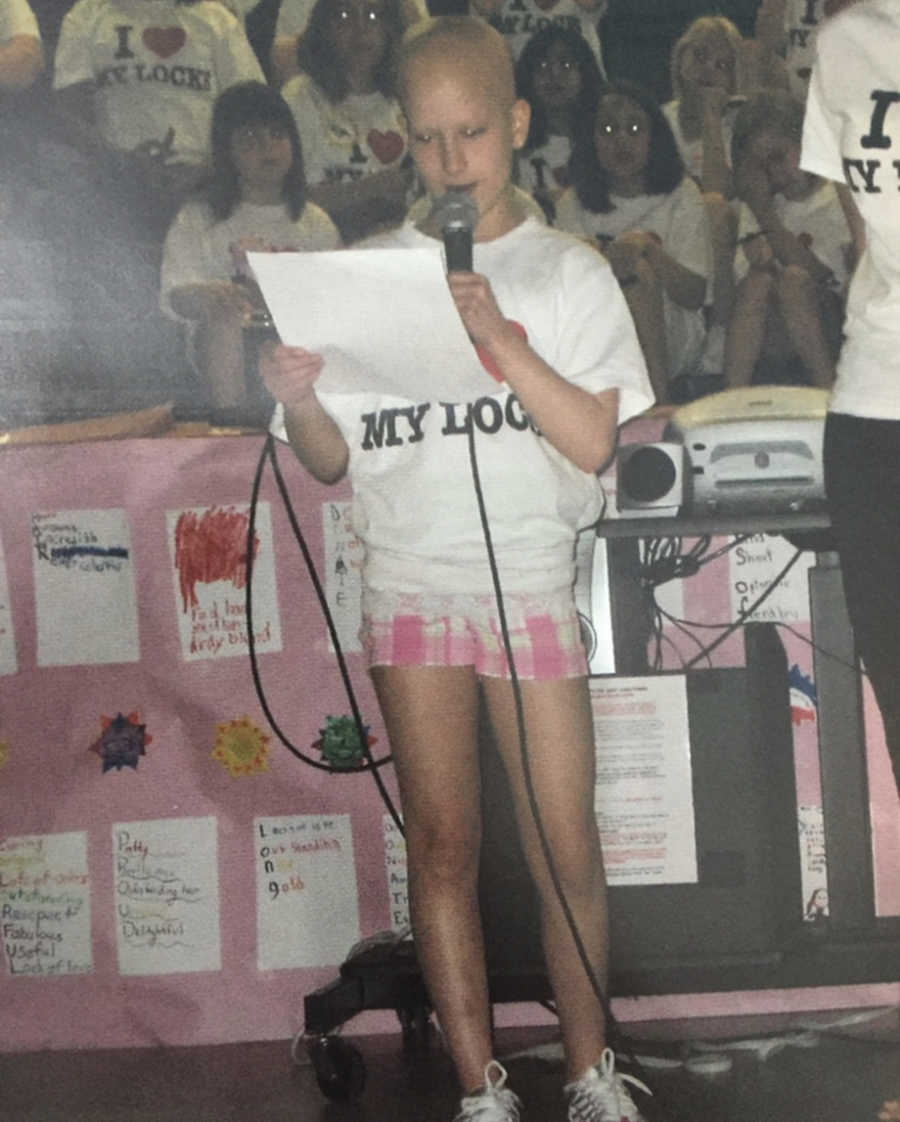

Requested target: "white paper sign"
[
  {"left": 729, "top": 533, "right": 814, "bottom": 625},
  {"left": 113, "top": 817, "right": 221, "bottom": 976},
  {"left": 167, "top": 502, "right": 282, "bottom": 661},
  {"left": 248, "top": 248, "right": 497, "bottom": 401},
  {"left": 383, "top": 814, "right": 409, "bottom": 933},
  {"left": 322, "top": 501, "right": 364, "bottom": 654},
  {"left": 0, "top": 832, "right": 92, "bottom": 978},
  {"left": 255, "top": 814, "right": 359, "bottom": 970},
  {"left": 591, "top": 675, "right": 698, "bottom": 885},
  {"left": 0, "top": 535, "right": 16, "bottom": 676},
  {"left": 32, "top": 509, "right": 139, "bottom": 666},
  {"left": 798, "top": 804, "right": 829, "bottom": 921}
]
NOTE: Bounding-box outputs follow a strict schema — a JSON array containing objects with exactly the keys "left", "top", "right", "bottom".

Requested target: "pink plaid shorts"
[{"left": 360, "top": 586, "right": 588, "bottom": 680}]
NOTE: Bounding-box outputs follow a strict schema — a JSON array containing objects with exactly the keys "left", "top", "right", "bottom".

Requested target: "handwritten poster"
[
  {"left": 32, "top": 509, "right": 139, "bottom": 667},
  {"left": 383, "top": 814, "right": 409, "bottom": 933},
  {"left": 591, "top": 675, "right": 698, "bottom": 886},
  {"left": 255, "top": 814, "right": 359, "bottom": 970},
  {"left": 0, "top": 534, "right": 16, "bottom": 676},
  {"left": 728, "top": 533, "right": 814, "bottom": 625},
  {"left": 0, "top": 832, "right": 92, "bottom": 978},
  {"left": 322, "top": 501, "right": 363, "bottom": 655},
  {"left": 167, "top": 502, "right": 282, "bottom": 661},
  {"left": 112, "top": 817, "right": 221, "bottom": 976}
]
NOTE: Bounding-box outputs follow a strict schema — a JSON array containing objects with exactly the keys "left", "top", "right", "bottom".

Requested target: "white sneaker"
[
  {"left": 564, "top": 1048, "right": 651, "bottom": 1122},
  {"left": 453, "top": 1060, "right": 522, "bottom": 1121}
]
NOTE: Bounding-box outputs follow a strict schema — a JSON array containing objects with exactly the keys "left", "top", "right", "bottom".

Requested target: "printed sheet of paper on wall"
[
  {"left": 0, "top": 533, "right": 16, "bottom": 676},
  {"left": 590, "top": 675, "right": 697, "bottom": 886}
]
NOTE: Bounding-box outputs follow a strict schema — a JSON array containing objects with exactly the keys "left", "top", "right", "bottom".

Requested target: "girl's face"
[
  {"left": 593, "top": 94, "right": 651, "bottom": 195},
  {"left": 679, "top": 31, "right": 736, "bottom": 96},
  {"left": 230, "top": 121, "right": 293, "bottom": 199},
  {"left": 330, "top": 0, "right": 388, "bottom": 77},
  {"left": 749, "top": 128, "right": 810, "bottom": 200},
  {"left": 532, "top": 40, "right": 582, "bottom": 113}
]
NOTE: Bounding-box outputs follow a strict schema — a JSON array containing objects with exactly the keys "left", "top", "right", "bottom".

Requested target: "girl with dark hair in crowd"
[
  {"left": 161, "top": 81, "right": 340, "bottom": 417},
  {"left": 514, "top": 25, "right": 604, "bottom": 222},
  {"left": 556, "top": 80, "right": 712, "bottom": 402},
  {"left": 281, "top": 0, "right": 412, "bottom": 241}
]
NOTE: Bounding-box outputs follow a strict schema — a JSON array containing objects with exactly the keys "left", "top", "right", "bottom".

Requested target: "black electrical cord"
[
  {"left": 245, "top": 433, "right": 404, "bottom": 834},
  {"left": 465, "top": 420, "right": 648, "bottom": 1087}
]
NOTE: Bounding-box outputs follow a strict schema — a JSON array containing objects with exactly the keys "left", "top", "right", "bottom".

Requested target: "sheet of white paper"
[
  {"left": 383, "top": 813, "right": 409, "bottom": 933},
  {"left": 322, "top": 500, "right": 363, "bottom": 655},
  {"left": 167, "top": 502, "right": 282, "bottom": 661},
  {"left": 1, "top": 832, "right": 92, "bottom": 978},
  {"left": 113, "top": 817, "right": 222, "bottom": 976},
  {"left": 32, "top": 509, "right": 140, "bottom": 667},
  {"left": 728, "top": 533, "right": 814, "bottom": 625},
  {"left": 591, "top": 675, "right": 698, "bottom": 886},
  {"left": 248, "top": 249, "right": 498, "bottom": 401},
  {"left": 0, "top": 535, "right": 16, "bottom": 676},
  {"left": 255, "top": 814, "right": 360, "bottom": 970}
]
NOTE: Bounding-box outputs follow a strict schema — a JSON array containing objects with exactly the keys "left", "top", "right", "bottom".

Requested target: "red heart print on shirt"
[
  {"left": 475, "top": 320, "right": 528, "bottom": 383},
  {"left": 143, "top": 27, "right": 187, "bottom": 59},
  {"left": 367, "top": 129, "right": 404, "bottom": 165}
]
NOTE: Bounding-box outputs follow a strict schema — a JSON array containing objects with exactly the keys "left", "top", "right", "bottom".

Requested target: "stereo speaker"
[{"left": 616, "top": 442, "right": 684, "bottom": 516}]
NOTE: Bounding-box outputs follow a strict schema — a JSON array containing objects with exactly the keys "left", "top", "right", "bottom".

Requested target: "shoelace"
[
  {"left": 567, "top": 1048, "right": 651, "bottom": 1122},
  {"left": 455, "top": 1060, "right": 522, "bottom": 1121}
]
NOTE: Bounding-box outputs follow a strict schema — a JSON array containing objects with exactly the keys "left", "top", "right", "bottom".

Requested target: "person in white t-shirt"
[
  {"left": 52, "top": 0, "right": 265, "bottom": 235},
  {"left": 801, "top": 0, "right": 900, "bottom": 797},
  {"left": 0, "top": 0, "right": 42, "bottom": 91},
  {"left": 280, "top": 0, "right": 412, "bottom": 241},
  {"left": 161, "top": 80, "right": 339, "bottom": 418},
  {"left": 470, "top": 0, "right": 606, "bottom": 74},
  {"left": 262, "top": 16, "right": 655, "bottom": 1122},
  {"left": 556, "top": 80, "right": 711, "bottom": 403},
  {"left": 724, "top": 90, "right": 850, "bottom": 389},
  {"left": 513, "top": 24, "right": 604, "bottom": 223}
]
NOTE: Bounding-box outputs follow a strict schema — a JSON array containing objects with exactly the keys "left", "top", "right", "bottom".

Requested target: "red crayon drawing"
[{"left": 174, "top": 507, "right": 260, "bottom": 612}]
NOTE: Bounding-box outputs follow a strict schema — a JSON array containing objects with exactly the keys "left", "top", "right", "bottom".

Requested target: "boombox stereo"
[{"left": 616, "top": 386, "right": 830, "bottom": 518}]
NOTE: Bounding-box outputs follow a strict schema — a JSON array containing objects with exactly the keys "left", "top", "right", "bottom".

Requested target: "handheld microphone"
[{"left": 429, "top": 189, "right": 477, "bottom": 272}]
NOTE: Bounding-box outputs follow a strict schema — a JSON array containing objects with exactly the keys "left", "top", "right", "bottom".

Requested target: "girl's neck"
[
  {"left": 544, "top": 106, "right": 574, "bottom": 137},
  {"left": 344, "top": 66, "right": 378, "bottom": 96},
  {"left": 240, "top": 182, "right": 285, "bottom": 206},
  {"left": 609, "top": 174, "right": 646, "bottom": 199}
]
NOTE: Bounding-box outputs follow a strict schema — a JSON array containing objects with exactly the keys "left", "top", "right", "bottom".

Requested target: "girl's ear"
[{"left": 510, "top": 97, "right": 531, "bottom": 150}]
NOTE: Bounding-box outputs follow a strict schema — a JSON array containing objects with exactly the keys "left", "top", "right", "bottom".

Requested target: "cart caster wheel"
[{"left": 307, "top": 1035, "right": 367, "bottom": 1101}]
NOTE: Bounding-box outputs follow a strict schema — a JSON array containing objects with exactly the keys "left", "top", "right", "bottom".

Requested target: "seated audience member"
[
  {"left": 280, "top": 0, "right": 411, "bottom": 242},
  {"left": 470, "top": 0, "right": 607, "bottom": 73},
  {"left": 161, "top": 81, "right": 339, "bottom": 418},
  {"left": 0, "top": 0, "right": 43, "bottom": 91},
  {"left": 663, "top": 14, "right": 745, "bottom": 377},
  {"left": 52, "top": 0, "right": 265, "bottom": 238},
  {"left": 270, "top": 0, "right": 425, "bottom": 85},
  {"left": 556, "top": 81, "right": 711, "bottom": 404},
  {"left": 724, "top": 91, "right": 850, "bottom": 389},
  {"left": 514, "top": 25, "right": 603, "bottom": 223}
]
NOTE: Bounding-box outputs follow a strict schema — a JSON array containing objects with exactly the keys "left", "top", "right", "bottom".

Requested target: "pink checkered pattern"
[{"left": 360, "top": 591, "right": 588, "bottom": 681}]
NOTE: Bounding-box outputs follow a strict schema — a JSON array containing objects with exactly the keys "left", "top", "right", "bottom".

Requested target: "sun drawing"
[{"left": 212, "top": 716, "right": 270, "bottom": 777}]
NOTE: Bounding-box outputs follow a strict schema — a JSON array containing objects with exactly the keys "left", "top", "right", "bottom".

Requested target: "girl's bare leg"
[
  {"left": 724, "top": 269, "right": 773, "bottom": 386},
  {"left": 481, "top": 674, "right": 608, "bottom": 1080},
  {"left": 622, "top": 260, "right": 669, "bottom": 403},
  {"left": 777, "top": 265, "right": 839, "bottom": 389},
  {"left": 370, "top": 664, "right": 493, "bottom": 1095}
]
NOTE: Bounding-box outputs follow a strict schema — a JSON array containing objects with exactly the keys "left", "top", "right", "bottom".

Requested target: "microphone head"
[{"left": 428, "top": 189, "right": 478, "bottom": 234}]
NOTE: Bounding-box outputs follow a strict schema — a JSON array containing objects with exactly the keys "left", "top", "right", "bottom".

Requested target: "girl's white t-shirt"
[
  {"left": 273, "top": 216, "right": 653, "bottom": 596},
  {"left": 2, "top": 0, "right": 40, "bottom": 42},
  {"left": 554, "top": 176, "right": 713, "bottom": 377},
  {"left": 489, "top": 0, "right": 607, "bottom": 72},
  {"left": 801, "top": 0, "right": 900, "bottom": 420},
  {"left": 160, "top": 197, "right": 340, "bottom": 317},
  {"left": 53, "top": 0, "right": 264, "bottom": 165},
  {"left": 733, "top": 180, "right": 851, "bottom": 290},
  {"left": 783, "top": 0, "right": 827, "bottom": 98},
  {"left": 281, "top": 73, "right": 407, "bottom": 189},
  {"left": 516, "top": 133, "right": 573, "bottom": 199}
]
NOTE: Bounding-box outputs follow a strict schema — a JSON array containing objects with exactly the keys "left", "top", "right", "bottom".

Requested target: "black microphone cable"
[
  {"left": 245, "top": 431, "right": 404, "bottom": 834},
  {"left": 464, "top": 417, "right": 653, "bottom": 1095}
]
